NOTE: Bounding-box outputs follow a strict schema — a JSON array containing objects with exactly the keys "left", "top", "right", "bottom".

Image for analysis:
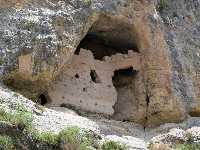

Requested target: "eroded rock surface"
[{"left": 160, "top": 0, "right": 200, "bottom": 118}]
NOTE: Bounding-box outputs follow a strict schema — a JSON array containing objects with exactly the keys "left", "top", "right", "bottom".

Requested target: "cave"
[
  {"left": 75, "top": 31, "right": 139, "bottom": 60},
  {"left": 38, "top": 93, "right": 50, "bottom": 106},
  {"left": 48, "top": 15, "right": 143, "bottom": 117},
  {"left": 74, "top": 14, "right": 140, "bottom": 59},
  {"left": 112, "top": 67, "right": 138, "bottom": 120},
  {"left": 75, "top": 15, "right": 140, "bottom": 60}
]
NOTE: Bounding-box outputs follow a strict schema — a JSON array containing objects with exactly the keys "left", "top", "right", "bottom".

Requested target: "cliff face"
[
  {"left": 161, "top": 0, "right": 200, "bottom": 118},
  {"left": 0, "top": 0, "right": 200, "bottom": 127}
]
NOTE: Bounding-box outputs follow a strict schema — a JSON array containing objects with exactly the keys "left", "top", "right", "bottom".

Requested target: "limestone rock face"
[
  {"left": 160, "top": 0, "right": 200, "bottom": 118},
  {"left": 0, "top": 0, "right": 99, "bottom": 98},
  {"left": 0, "top": 0, "right": 200, "bottom": 126}
]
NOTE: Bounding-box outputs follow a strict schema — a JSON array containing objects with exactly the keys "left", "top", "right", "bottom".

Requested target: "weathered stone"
[
  {"left": 48, "top": 49, "right": 142, "bottom": 117},
  {"left": 160, "top": 0, "right": 200, "bottom": 118}
]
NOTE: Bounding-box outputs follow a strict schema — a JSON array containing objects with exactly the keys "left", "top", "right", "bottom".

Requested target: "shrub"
[
  {"left": 0, "top": 104, "right": 33, "bottom": 130},
  {"left": 0, "top": 135, "right": 14, "bottom": 150},
  {"left": 101, "top": 140, "right": 127, "bottom": 150},
  {"left": 32, "top": 131, "right": 59, "bottom": 145},
  {"left": 31, "top": 126, "right": 97, "bottom": 149},
  {"left": 59, "top": 126, "right": 93, "bottom": 150}
]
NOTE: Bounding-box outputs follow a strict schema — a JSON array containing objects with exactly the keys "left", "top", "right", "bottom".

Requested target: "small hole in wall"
[
  {"left": 75, "top": 73, "right": 80, "bottom": 79},
  {"left": 90, "top": 70, "right": 101, "bottom": 83},
  {"left": 83, "top": 88, "right": 87, "bottom": 92},
  {"left": 38, "top": 94, "right": 48, "bottom": 106}
]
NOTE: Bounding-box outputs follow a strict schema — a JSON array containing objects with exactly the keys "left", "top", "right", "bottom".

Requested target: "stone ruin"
[{"left": 47, "top": 33, "right": 143, "bottom": 121}]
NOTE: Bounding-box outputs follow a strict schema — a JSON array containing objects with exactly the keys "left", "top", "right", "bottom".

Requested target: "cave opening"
[
  {"left": 112, "top": 67, "right": 138, "bottom": 119},
  {"left": 38, "top": 93, "right": 49, "bottom": 106},
  {"left": 75, "top": 32, "right": 139, "bottom": 60},
  {"left": 74, "top": 15, "right": 141, "bottom": 60}
]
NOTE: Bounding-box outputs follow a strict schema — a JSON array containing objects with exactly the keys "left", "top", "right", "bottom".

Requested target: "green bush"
[
  {"left": 0, "top": 135, "right": 14, "bottom": 150},
  {"left": 32, "top": 131, "right": 59, "bottom": 145},
  {"left": 101, "top": 141, "right": 127, "bottom": 150},
  {"left": 59, "top": 126, "right": 93, "bottom": 150}
]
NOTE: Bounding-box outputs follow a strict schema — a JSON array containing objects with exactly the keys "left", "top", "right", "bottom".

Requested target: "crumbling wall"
[{"left": 48, "top": 49, "right": 141, "bottom": 115}]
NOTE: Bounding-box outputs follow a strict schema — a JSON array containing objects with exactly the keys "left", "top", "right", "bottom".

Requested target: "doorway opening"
[
  {"left": 38, "top": 93, "right": 50, "bottom": 106},
  {"left": 112, "top": 67, "right": 138, "bottom": 119}
]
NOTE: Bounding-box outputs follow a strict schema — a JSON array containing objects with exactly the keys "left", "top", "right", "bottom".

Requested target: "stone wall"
[{"left": 48, "top": 49, "right": 141, "bottom": 116}]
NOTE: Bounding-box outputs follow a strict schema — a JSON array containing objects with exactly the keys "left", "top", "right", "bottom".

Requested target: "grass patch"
[
  {"left": 157, "top": 0, "right": 169, "bottom": 12},
  {"left": 101, "top": 140, "right": 127, "bottom": 150},
  {"left": 32, "top": 131, "right": 59, "bottom": 145},
  {"left": 0, "top": 104, "right": 33, "bottom": 130},
  {"left": 0, "top": 135, "right": 14, "bottom": 150},
  {"left": 175, "top": 143, "right": 200, "bottom": 150},
  {"left": 59, "top": 126, "right": 94, "bottom": 150},
  {"left": 31, "top": 126, "right": 98, "bottom": 149}
]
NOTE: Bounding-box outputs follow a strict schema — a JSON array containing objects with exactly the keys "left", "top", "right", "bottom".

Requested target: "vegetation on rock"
[
  {"left": 101, "top": 141, "right": 127, "bottom": 150},
  {"left": 58, "top": 126, "right": 95, "bottom": 150},
  {"left": 0, "top": 103, "right": 33, "bottom": 130},
  {"left": 0, "top": 135, "right": 14, "bottom": 150},
  {"left": 0, "top": 103, "right": 126, "bottom": 149},
  {"left": 175, "top": 143, "right": 200, "bottom": 150},
  {"left": 157, "top": 0, "right": 169, "bottom": 12}
]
